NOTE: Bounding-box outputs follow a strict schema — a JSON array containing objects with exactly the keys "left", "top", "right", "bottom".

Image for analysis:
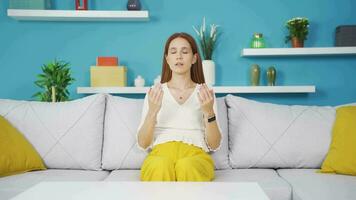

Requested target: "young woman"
[{"left": 136, "top": 32, "right": 222, "bottom": 181}]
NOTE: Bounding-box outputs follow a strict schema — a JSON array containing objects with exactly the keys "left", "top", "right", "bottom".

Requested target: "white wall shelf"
[
  {"left": 77, "top": 86, "right": 316, "bottom": 94},
  {"left": 241, "top": 47, "right": 356, "bottom": 57},
  {"left": 7, "top": 9, "right": 149, "bottom": 21}
]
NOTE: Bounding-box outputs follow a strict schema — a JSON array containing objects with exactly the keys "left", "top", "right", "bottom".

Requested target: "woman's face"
[{"left": 166, "top": 37, "right": 197, "bottom": 75}]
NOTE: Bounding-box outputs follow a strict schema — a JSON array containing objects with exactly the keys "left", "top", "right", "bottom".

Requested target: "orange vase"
[{"left": 291, "top": 37, "right": 304, "bottom": 48}]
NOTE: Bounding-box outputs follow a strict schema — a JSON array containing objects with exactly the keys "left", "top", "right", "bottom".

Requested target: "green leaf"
[
  {"left": 33, "top": 59, "right": 75, "bottom": 102},
  {"left": 285, "top": 17, "right": 309, "bottom": 42}
]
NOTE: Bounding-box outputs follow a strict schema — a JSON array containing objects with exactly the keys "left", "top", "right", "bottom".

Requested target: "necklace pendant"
[{"left": 179, "top": 96, "right": 183, "bottom": 99}]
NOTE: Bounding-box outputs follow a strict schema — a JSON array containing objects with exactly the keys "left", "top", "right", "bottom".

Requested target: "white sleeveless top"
[{"left": 136, "top": 83, "right": 222, "bottom": 152}]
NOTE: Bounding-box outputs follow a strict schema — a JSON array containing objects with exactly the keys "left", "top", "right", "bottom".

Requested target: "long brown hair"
[{"left": 160, "top": 32, "right": 205, "bottom": 84}]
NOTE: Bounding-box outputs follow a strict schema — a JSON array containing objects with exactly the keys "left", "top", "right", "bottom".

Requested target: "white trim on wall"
[
  {"left": 241, "top": 47, "right": 356, "bottom": 57},
  {"left": 77, "top": 86, "right": 316, "bottom": 94},
  {"left": 7, "top": 9, "right": 149, "bottom": 21}
]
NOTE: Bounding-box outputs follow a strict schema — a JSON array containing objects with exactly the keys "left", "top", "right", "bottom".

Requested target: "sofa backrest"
[
  {"left": 2, "top": 94, "right": 348, "bottom": 171},
  {"left": 101, "top": 94, "right": 230, "bottom": 170},
  {"left": 0, "top": 94, "right": 106, "bottom": 170},
  {"left": 226, "top": 94, "right": 336, "bottom": 169}
]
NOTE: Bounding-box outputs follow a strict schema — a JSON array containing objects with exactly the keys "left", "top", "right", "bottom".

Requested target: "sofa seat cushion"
[
  {"left": 104, "top": 170, "right": 140, "bottom": 181},
  {"left": 0, "top": 169, "right": 110, "bottom": 200},
  {"left": 226, "top": 95, "right": 336, "bottom": 169},
  {"left": 104, "top": 169, "right": 291, "bottom": 200},
  {"left": 277, "top": 169, "right": 356, "bottom": 200},
  {"left": 215, "top": 169, "right": 291, "bottom": 200}
]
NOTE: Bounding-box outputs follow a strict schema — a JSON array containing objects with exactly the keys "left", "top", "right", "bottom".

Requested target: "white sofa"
[{"left": 1, "top": 94, "right": 355, "bottom": 200}]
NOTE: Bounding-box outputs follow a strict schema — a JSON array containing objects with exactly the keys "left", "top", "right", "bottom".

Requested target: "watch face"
[{"left": 208, "top": 115, "right": 216, "bottom": 123}]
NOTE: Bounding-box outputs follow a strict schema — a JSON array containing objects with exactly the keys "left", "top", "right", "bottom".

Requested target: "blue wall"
[{"left": 0, "top": 0, "right": 355, "bottom": 105}]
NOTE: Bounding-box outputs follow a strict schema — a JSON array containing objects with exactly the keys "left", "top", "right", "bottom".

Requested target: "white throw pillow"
[
  {"left": 0, "top": 94, "right": 106, "bottom": 170},
  {"left": 101, "top": 95, "right": 230, "bottom": 170},
  {"left": 226, "top": 95, "right": 336, "bottom": 169}
]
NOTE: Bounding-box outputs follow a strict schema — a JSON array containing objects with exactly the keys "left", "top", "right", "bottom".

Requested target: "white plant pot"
[{"left": 202, "top": 60, "right": 215, "bottom": 86}]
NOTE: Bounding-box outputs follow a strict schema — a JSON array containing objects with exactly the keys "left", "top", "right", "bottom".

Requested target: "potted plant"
[
  {"left": 193, "top": 17, "right": 220, "bottom": 86},
  {"left": 285, "top": 17, "right": 309, "bottom": 48},
  {"left": 33, "top": 59, "right": 75, "bottom": 102}
]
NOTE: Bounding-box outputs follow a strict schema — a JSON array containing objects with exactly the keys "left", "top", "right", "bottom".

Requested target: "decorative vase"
[
  {"left": 154, "top": 75, "right": 161, "bottom": 85},
  {"left": 75, "top": 0, "right": 88, "bottom": 10},
  {"left": 291, "top": 37, "right": 304, "bottom": 48},
  {"left": 51, "top": 86, "right": 56, "bottom": 102},
  {"left": 134, "top": 75, "right": 145, "bottom": 87},
  {"left": 250, "top": 64, "right": 260, "bottom": 86},
  {"left": 267, "top": 66, "right": 277, "bottom": 86},
  {"left": 250, "top": 33, "right": 266, "bottom": 48},
  {"left": 202, "top": 60, "right": 215, "bottom": 86},
  {"left": 127, "top": 0, "right": 141, "bottom": 10}
]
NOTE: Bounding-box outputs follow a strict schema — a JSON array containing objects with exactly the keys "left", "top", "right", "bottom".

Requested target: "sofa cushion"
[
  {"left": 104, "top": 170, "right": 140, "bottom": 181},
  {"left": 0, "top": 116, "right": 46, "bottom": 177},
  {"left": 212, "top": 97, "right": 230, "bottom": 169},
  {"left": 277, "top": 169, "right": 356, "bottom": 200},
  {"left": 0, "top": 169, "right": 110, "bottom": 200},
  {"left": 226, "top": 95, "right": 336, "bottom": 168},
  {"left": 104, "top": 169, "right": 291, "bottom": 200},
  {"left": 214, "top": 169, "right": 291, "bottom": 200},
  {"left": 0, "top": 94, "right": 106, "bottom": 170},
  {"left": 320, "top": 106, "right": 356, "bottom": 175},
  {"left": 101, "top": 95, "right": 147, "bottom": 170},
  {"left": 101, "top": 95, "right": 230, "bottom": 170}
]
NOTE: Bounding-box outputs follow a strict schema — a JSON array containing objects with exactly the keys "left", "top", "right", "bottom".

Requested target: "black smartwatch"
[{"left": 207, "top": 115, "right": 216, "bottom": 123}]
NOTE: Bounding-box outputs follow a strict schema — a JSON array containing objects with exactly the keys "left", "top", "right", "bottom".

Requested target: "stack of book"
[{"left": 90, "top": 57, "right": 127, "bottom": 87}]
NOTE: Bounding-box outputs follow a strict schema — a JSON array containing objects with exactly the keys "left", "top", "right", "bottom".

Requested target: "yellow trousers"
[{"left": 140, "top": 141, "right": 214, "bottom": 181}]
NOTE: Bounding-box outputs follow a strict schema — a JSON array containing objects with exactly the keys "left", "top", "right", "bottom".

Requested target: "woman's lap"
[{"left": 140, "top": 141, "right": 214, "bottom": 181}]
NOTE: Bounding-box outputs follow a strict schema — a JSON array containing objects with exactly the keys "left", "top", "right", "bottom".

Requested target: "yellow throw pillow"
[
  {"left": 0, "top": 116, "right": 46, "bottom": 177},
  {"left": 320, "top": 106, "right": 356, "bottom": 175}
]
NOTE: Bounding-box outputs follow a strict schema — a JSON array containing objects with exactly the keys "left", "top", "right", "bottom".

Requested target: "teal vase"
[
  {"left": 267, "top": 66, "right": 277, "bottom": 86},
  {"left": 250, "top": 64, "right": 260, "bottom": 86}
]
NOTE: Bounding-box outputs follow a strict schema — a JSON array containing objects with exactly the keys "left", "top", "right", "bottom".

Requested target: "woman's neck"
[{"left": 168, "top": 75, "right": 195, "bottom": 90}]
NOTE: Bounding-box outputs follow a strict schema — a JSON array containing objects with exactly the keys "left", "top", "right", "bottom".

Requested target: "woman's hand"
[
  {"left": 147, "top": 83, "right": 163, "bottom": 116},
  {"left": 197, "top": 84, "right": 215, "bottom": 117}
]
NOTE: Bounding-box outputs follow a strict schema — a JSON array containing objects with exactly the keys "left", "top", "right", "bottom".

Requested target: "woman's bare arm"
[
  {"left": 137, "top": 84, "right": 163, "bottom": 149},
  {"left": 198, "top": 84, "right": 222, "bottom": 150}
]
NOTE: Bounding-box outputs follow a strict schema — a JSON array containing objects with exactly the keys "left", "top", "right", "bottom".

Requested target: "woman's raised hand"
[
  {"left": 197, "top": 84, "right": 215, "bottom": 117},
  {"left": 147, "top": 83, "right": 163, "bottom": 116}
]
